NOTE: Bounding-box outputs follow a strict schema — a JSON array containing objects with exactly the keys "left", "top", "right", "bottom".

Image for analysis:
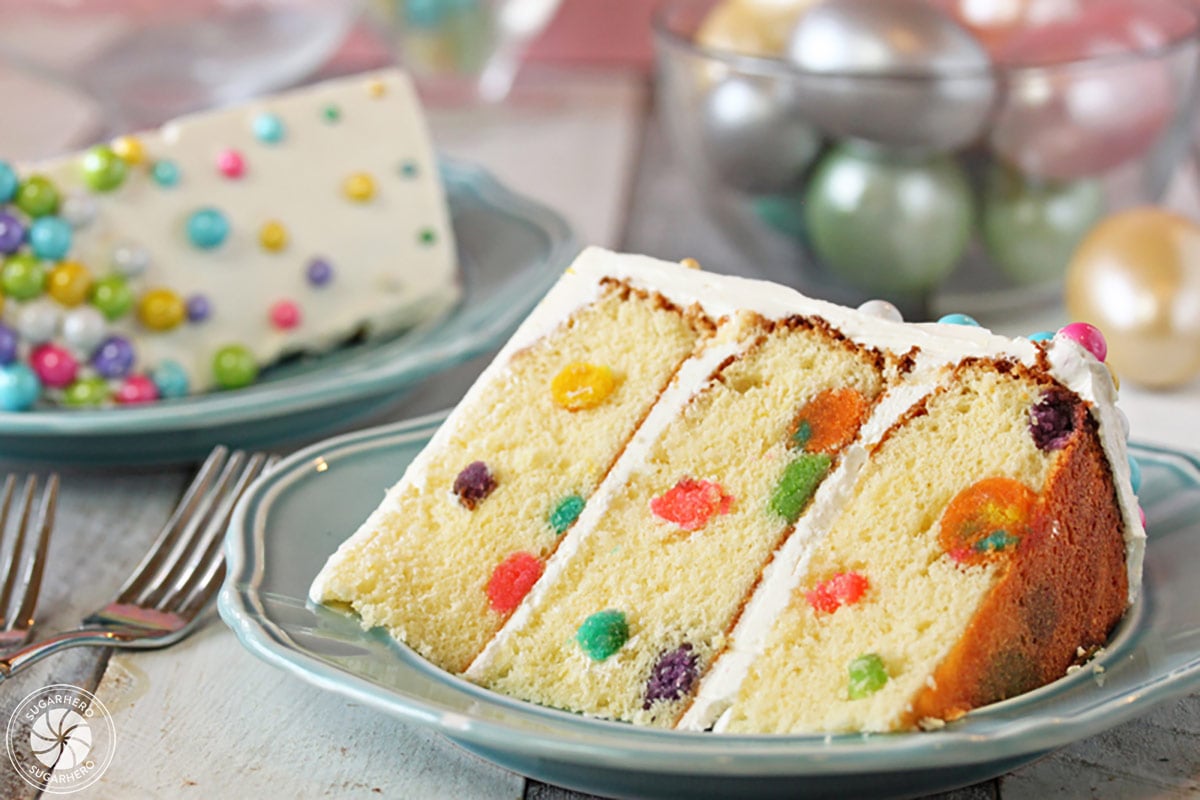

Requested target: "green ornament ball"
[
  {"left": 804, "top": 144, "right": 973, "bottom": 295},
  {"left": 15, "top": 175, "right": 60, "bottom": 218},
  {"left": 81, "top": 145, "right": 127, "bottom": 192},
  {"left": 64, "top": 377, "right": 110, "bottom": 407},
  {"left": 213, "top": 344, "right": 259, "bottom": 390},
  {"left": 981, "top": 164, "right": 1105, "bottom": 286},
  {"left": 2, "top": 253, "right": 47, "bottom": 300},
  {"left": 90, "top": 274, "right": 134, "bottom": 320}
]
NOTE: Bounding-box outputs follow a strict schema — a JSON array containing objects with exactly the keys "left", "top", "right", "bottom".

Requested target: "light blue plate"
[
  {"left": 220, "top": 416, "right": 1200, "bottom": 800},
  {"left": 0, "top": 160, "right": 576, "bottom": 465}
]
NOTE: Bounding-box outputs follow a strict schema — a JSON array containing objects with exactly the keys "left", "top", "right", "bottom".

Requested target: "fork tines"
[{"left": 0, "top": 475, "right": 59, "bottom": 644}]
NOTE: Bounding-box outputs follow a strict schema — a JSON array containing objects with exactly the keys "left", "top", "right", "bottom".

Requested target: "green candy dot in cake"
[
  {"left": 2, "top": 254, "right": 47, "bottom": 301},
  {"left": 213, "top": 344, "right": 259, "bottom": 390},
  {"left": 576, "top": 609, "right": 629, "bottom": 661},
  {"left": 791, "top": 420, "right": 812, "bottom": 450},
  {"left": 81, "top": 145, "right": 127, "bottom": 192},
  {"left": 974, "top": 530, "right": 1019, "bottom": 553},
  {"left": 90, "top": 274, "right": 134, "bottom": 320},
  {"left": 15, "top": 175, "right": 60, "bottom": 218},
  {"left": 769, "top": 453, "right": 832, "bottom": 524},
  {"left": 847, "top": 653, "right": 888, "bottom": 700},
  {"left": 549, "top": 494, "right": 585, "bottom": 535}
]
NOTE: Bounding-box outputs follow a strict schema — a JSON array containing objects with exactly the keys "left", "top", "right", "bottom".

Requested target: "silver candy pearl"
[
  {"left": 699, "top": 75, "right": 822, "bottom": 194},
  {"left": 60, "top": 193, "right": 98, "bottom": 229},
  {"left": 111, "top": 243, "right": 151, "bottom": 277},
  {"left": 856, "top": 299, "right": 903, "bottom": 322},
  {"left": 785, "top": 0, "right": 996, "bottom": 151},
  {"left": 16, "top": 299, "right": 61, "bottom": 344},
  {"left": 62, "top": 306, "right": 108, "bottom": 356}
]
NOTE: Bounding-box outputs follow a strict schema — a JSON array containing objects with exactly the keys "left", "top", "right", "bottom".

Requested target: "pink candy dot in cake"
[
  {"left": 650, "top": 477, "right": 734, "bottom": 532},
  {"left": 806, "top": 571, "right": 869, "bottom": 614},
  {"left": 269, "top": 300, "right": 301, "bottom": 330},
  {"left": 485, "top": 552, "right": 543, "bottom": 614},
  {"left": 115, "top": 374, "right": 159, "bottom": 404},
  {"left": 1058, "top": 322, "right": 1107, "bottom": 362},
  {"left": 29, "top": 344, "right": 78, "bottom": 388},
  {"left": 216, "top": 149, "right": 246, "bottom": 179}
]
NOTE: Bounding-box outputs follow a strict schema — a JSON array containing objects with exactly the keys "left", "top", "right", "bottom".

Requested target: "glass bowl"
[{"left": 653, "top": 0, "right": 1200, "bottom": 320}]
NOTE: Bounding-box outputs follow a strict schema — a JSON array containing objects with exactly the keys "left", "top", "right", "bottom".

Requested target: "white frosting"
[{"left": 10, "top": 69, "right": 458, "bottom": 396}]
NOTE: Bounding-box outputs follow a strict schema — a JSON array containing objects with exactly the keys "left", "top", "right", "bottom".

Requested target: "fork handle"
[{"left": 0, "top": 629, "right": 122, "bottom": 681}]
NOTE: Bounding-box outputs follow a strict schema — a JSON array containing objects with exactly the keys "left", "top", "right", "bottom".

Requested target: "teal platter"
[
  {"left": 0, "top": 159, "right": 576, "bottom": 465},
  {"left": 220, "top": 415, "right": 1200, "bottom": 800}
]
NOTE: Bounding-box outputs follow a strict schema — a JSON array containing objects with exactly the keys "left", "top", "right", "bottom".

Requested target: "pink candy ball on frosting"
[
  {"left": 1138, "top": 505, "right": 1147, "bottom": 528},
  {"left": 269, "top": 300, "right": 301, "bottom": 330},
  {"left": 115, "top": 374, "right": 159, "bottom": 404},
  {"left": 1058, "top": 322, "right": 1107, "bottom": 361},
  {"left": 30, "top": 344, "right": 78, "bottom": 388},
  {"left": 216, "top": 149, "right": 246, "bottom": 179}
]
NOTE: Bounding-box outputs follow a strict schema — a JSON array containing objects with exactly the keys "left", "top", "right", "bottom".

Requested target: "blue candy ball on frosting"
[
  {"left": 0, "top": 364, "right": 41, "bottom": 411},
  {"left": 29, "top": 216, "right": 73, "bottom": 261},
  {"left": 152, "top": 359, "right": 190, "bottom": 399},
  {"left": 938, "top": 313, "right": 980, "bottom": 327},
  {"left": 187, "top": 208, "right": 230, "bottom": 250},
  {"left": 253, "top": 113, "right": 286, "bottom": 144},
  {"left": 0, "top": 161, "right": 17, "bottom": 203}
]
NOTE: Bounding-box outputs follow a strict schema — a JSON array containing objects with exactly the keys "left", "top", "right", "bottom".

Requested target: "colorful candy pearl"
[
  {"left": 1058, "top": 322, "right": 1107, "bottom": 361},
  {"left": 17, "top": 300, "right": 60, "bottom": 344},
  {"left": 1138, "top": 505, "right": 1147, "bottom": 528},
  {"left": 366, "top": 79, "right": 387, "bottom": 98},
  {"left": 213, "top": 344, "right": 258, "bottom": 389},
  {"left": 111, "top": 136, "right": 145, "bottom": 165},
  {"left": 938, "top": 313, "right": 980, "bottom": 327},
  {"left": 0, "top": 364, "right": 40, "bottom": 411},
  {"left": 856, "top": 299, "right": 903, "bottom": 322},
  {"left": 61, "top": 307, "right": 108, "bottom": 355},
  {"left": 152, "top": 360, "right": 190, "bottom": 398},
  {"left": 138, "top": 288, "right": 186, "bottom": 331},
  {"left": 64, "top": 377, "right": 110, "bottom": 407},
  {"left": 306, "top": 258, "right": 333, "bottom": 287},
  {"left": 30, "top": 344, "right": 78, "bottom": 388},
  {"left": 322, "top": 105, "right": 341, "bottom": 123},
  {"left": 28, "top": 216, "right": 73, "bottom": 261},
  {"left": 1027, "top": 331, "right": 1055, "bottom": 342},
  {"left": 418, "top": 227, "right": 437, "bottom": 246},
  {"left": 0, "top": 212, "right": 25, "bottom": 254},
  {"left": 0, "top": 324, "right": 18, "bottom": 365},
  {"left": 399, "top": 160, "right": 419, "bottom": 179},
  {"left": 187, "top": 208, "right": 230, "bottom": 250},
  {"left": 90, "top": 274, "right": 134, "bottom": 320},
  {"left": 259, "top": 221, "right": 288, "bottom": 252},
  {"left": 0, "top": 161, "right": 16, "bottom": 203},
  {"left": 342, "top": 172, "right": 375, "bottom": 202},
  {"left": 216, "top": 149, "right": 246, "bottom": 178},
  {"left": 82, "top": 145, "right": 127, "bottom": 192},
  {"left": 269, "top": 300, "right": 301, "bottom": 330},
  {"left": 186, "top": 294, "right": 211, "bottom": 323},
  {"left": 1128, "top": 455, "right": 1142, "bottom": 494},
  {"left": 152, "top": 160, "right": 180, "bottom": 188},
  {"left": 15, "top": 175, "right": 59, "bottom": 217},
  {"left": 59, "top": 193, "right": 98, "bottom": 229},
  {"left": 253, "top": 113, "right": 286, "bottom": 144},
  {"left": 112, "top": 243, "right": 151, "bottom": 277},
  {"left": 2, "top": 254, "right": 47, "bottom": 300},
  {"left": 92, "top": 336, "right": 135, "bottom": 378},
  {"left": 115, "top": 375, "right": 158, "bottom": 405}
]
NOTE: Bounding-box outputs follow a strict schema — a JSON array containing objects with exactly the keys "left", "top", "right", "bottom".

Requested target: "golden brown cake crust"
[{"left": 907, "top": 400, "right": 1128, "bottom": 725}]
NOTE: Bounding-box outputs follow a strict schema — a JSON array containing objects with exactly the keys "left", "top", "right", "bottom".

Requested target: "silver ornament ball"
[
  {"left": 111, "top": 243, "right": 151, "bottom": 277},
  {"left": 62, "top": 306, "right": 108, "bottom": 356},
  {"left": 60, "top": 193, "right": 98, "bottom": 229},
  {"left": 16, "top": 299, "right": 61, "bottom": 345}
]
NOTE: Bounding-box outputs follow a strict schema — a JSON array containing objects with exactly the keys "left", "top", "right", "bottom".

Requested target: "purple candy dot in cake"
[
  {"left": 186, "top": 294, "right": 211, "bottom": 323},
  {"left": 0, "top": 324, "right": 18, "bottom": 366},
  {"left": 91, "top": 335, "right": 135, "bottom": 379},
  {"left": 453, "top": 461, "right": 496, "bottom": 510},
  {"left": 1029, "top": 388, "right": 1077, "bottom": 452},
  {"left": 643, "top": 643, "right": 699, "bottom": 710},
  {"left": 0, "top": 211, "right": 25, "bottom": 254},
  {"left": 306, "top": 257, "right": 334, "bottom": 287}
]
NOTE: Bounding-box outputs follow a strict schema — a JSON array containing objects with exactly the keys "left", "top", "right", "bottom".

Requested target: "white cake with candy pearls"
[{"left": 0, "top": 69, "right": 459, "bottom": 410}]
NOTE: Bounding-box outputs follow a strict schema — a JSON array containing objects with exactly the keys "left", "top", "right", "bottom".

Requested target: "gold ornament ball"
[{"left": 1065, "top": 208, "right": 1200, "bottom": 388}]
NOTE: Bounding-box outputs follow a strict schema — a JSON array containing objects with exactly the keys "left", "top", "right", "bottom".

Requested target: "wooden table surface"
[{"left": 1, "top": 64, "right": 1198, "bottom": 800}]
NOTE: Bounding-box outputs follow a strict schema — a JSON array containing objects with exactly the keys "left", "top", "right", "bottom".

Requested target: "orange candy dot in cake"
[
  {"left": 485, "top": 552, "right": 544, "bottom": 614},
  {"left": 939, "top": 477, "right": 1038, "bottom": 565},
  {"left": 550, "top": 362, "right": 617, "bottom": 411},
  {"left": 650, "top": 477, "right": 734, "bottom": 532},
  {"left": 805, "top": 571, "right": 869, "bottom": 614},
  {"left": 790, "top": 387, "right": 870, "bottom": 454}
]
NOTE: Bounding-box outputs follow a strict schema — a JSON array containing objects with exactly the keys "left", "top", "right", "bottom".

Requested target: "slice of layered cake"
[
  {"left": 312, "top": 247, "right": 1144, "bottom": 732},
  {"left": 0, "top": 69, "right": 456, "bottom": 408}
]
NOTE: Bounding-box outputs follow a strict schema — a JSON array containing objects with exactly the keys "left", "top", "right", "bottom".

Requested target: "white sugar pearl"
[
  {"left": 17, "top": 299, "right": 60, "bottom": 344},
  {"left": 857, "top": 299, "right": 903, "bottom": 323},
  {"left": 111, "top": 243, "right": 151, "bottom": 277},
  {"left": 60, "top": 193, "right": 98, "bottom": 229},
  {"left": 1115, "top": 408, "right": 1131, "bottom": 441},
  {"left": 62, "top": 306, "right": 107, "bottom": 355}
]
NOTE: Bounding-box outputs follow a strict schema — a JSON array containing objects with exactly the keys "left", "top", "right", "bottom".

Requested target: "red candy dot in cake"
[
  {"left": 29, "top": 344, "right": 78, "bottom": 388},
  {"left": 485, "top": 552, "right": 544, "bottom": 614},
  {"left": 805, "top": 571, "right": 869, "bottom": 614},
  {"left": 216, "top": 149, "right": 246, "bottom": 178},
  {"left": 115, "top": 374, "right": 159, "bottom": 404},
  {"left": 1058, "top": 322, "right": 1107, "bottom": 362},
  {"left": 269, "top": 300, "right": 301, "bottom": 330},
  {"left": 650, "top": 478, "right": 734, "bottom": 532}
]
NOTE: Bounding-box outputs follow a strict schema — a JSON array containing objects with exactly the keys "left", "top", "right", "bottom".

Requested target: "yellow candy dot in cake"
[
  {"left": 259, "top": 220, "right": 288, "bottom": 252},
  {"left": 47, "top": 261, "right": 93, "bottom": 307},
  {"left": 111, "top": 136, "right": 146, "bottom": 165},
  {"left": 343, "top": 172, "right": 375, "bottom": 203},
  {"left": 551, "top": 362, "right": 617, "bottom": 411},
  {"left": 138, "top": 288, "right": 186, "bottom": 331}
]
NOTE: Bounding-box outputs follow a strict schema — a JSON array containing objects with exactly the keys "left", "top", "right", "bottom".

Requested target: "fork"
[
  {"left": 0, "top": 447, "right": 273, "bottom": 681},
  {"left": 0, "top": 474, "right": 59, "bottom": 653}
]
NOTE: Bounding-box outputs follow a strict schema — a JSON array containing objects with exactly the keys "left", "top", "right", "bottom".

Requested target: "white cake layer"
[{"left": 9, "top": 69, "right": 458, "bottom": 395}]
